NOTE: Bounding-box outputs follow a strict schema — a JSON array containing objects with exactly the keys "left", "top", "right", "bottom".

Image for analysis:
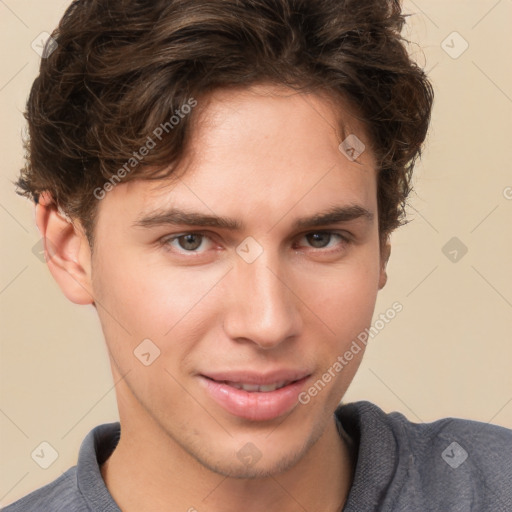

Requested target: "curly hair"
[{"left": 16, "top": 0, "right": 434, "bottom": 247}]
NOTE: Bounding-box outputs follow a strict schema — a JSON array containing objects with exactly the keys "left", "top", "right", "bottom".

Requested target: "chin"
[
  {"left": 200, "top": 447, "right": 309, "bottom": 480},
  {"left": 187, "top": 423, "right": 323, "bottom": 480}
]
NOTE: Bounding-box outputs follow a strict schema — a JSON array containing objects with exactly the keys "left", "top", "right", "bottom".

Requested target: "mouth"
[
  {"left": 198, "top": 371, "right": 311, "bottom": 421},
  {"left": 208, "top": 379, "right": 295, "bottom": 393}
]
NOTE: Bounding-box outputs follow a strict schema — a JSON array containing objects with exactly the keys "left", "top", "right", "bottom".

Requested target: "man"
[{"left": 4, "top": 0, "right": 511, "bottom": 511}]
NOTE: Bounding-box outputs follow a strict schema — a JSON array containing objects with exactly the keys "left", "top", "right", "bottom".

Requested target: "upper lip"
[{"left": 200, "top": 370, "right": 311, "bottom": 386}]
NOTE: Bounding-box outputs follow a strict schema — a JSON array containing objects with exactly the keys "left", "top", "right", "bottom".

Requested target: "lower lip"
[{"left": 199, "top": 376, "right": 309, "bottom": 421}]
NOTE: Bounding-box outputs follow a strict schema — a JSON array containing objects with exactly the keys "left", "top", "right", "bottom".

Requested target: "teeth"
[
  {"left": 240, "top": 383, "right": 261, "bottom": 392},
  {"left": 258, "top": 382, "right": 285, "bottom": 392},
  {"left": 227, "top": 380, "right": 289, "bottom": 392}
]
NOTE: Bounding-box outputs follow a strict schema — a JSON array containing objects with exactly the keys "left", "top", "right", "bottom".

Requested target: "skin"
[{"left": 36, "top": 83, "right": 391, "bottom": 512}]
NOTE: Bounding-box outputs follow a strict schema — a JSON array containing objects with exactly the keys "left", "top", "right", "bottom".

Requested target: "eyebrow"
[{"left": 133, "top": 204, "right": 374, "bottom": 231}]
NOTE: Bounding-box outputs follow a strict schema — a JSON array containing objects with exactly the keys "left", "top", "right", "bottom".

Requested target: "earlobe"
[
  {"left": 378, "top": 240, "right": 391, "bottom": 290},
  {"left": 35, "top": 192, "right": 94, "bottom": 305}
]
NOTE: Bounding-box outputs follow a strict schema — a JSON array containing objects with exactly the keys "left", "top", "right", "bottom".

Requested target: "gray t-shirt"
[{"left": 3, "top": 401, "right": 511, "bottom": 511}]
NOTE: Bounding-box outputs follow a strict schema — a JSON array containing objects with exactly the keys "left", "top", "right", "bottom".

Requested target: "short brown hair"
[{"left": 16, "top": 0, "right": 434, "bottom": 247}]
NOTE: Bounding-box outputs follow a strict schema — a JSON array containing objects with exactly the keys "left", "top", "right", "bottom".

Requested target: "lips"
[
  {"left": 223, "top": 380, "right": 291, "bottom": 392},
  {"left": 202, "top": 369, "right": 310, "bottom": 386},
  {"left": 199, "top": 370, "right": 310, "bottom": 421}
]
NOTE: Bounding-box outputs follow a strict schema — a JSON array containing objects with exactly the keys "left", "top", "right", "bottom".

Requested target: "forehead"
[
  {"left": 185, "top": 82, "right": 375, "bottom": 172},
  {"left": 104, "top": 83, "right": 377, "bottom": 226}
]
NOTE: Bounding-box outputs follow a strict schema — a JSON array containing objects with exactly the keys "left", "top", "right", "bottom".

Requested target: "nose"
[{"left": 222, "top": 251, "right": 302, "bottom": 350}]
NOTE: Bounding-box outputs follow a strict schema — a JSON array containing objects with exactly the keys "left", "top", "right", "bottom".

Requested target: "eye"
[
  {"left": 159, "top": 230, "right": 351, "bottom": 257},
  {"left": 296, "top": 231, "right": 350, "bottom": 251},
  {"left": 161, "top": 232, "right": 213, "bottom": 253}
]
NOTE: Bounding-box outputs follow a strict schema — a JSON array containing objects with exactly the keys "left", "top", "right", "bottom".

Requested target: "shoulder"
[
  {"left": 338, "top": 401, "right": 512, "bottom": 510},
  {"left": 2, "top": 421, "right": 121, "bottom": 512},
  {"left": 339, "top": 399, "right": 512, "bottom": 462},
  {"left": 383, "top": 404, "right": 512, "bottom": 472},
  {"left": 1, "top": 467, "right": 90, "bottom": 512},
  {"left": 391, "top": 405, "right": 512, "bottom": 509}
]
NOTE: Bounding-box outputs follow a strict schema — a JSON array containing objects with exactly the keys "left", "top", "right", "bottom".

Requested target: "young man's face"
[{"left": 63, "top": 84, "right": 388, "bottom": 477}]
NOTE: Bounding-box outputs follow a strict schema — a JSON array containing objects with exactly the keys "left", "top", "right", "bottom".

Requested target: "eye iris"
[
  {"left": 306, "top": 232, "right": 331, "bottom": 248},
  {"left": 179, "top": 234, "right": 202, "bottom": 251}
]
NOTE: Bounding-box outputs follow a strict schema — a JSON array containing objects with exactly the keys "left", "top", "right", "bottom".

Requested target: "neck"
[{"left": 101, "top": 408, "right": 354, "bottom": 512}]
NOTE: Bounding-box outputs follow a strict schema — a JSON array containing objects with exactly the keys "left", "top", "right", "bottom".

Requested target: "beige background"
[{"left": 1, "top": 0, "right": 511, "bottom": 506}]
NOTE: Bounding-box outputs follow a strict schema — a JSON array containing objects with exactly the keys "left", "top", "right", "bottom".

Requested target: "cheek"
[
  {"left": 91, "top": 248, "right": 226, "bottom": 353},
  {"left": 296, "top": 250, "right": 380, "bottom": 402},
  {"left": 92, "top": 232, "right": 380, "bottom": 366},
  {"left": 303, "top": 272, "right": 377, "bottom": 408},
  {"left": 301, "top": 256, "right": 380, "bottom": 338}
]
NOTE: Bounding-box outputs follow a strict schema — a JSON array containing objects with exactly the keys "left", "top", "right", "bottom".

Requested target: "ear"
[
  {"left": 378, "top": 239, "right": 391, "bottom": 290},
  {"left": 35, "top": 192, "right": 94, "bottom": 305}
]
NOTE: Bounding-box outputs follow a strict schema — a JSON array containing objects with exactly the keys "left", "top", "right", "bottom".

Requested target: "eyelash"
[{"left": 159, "top": 231, "right": 352, "bottom": 256}]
